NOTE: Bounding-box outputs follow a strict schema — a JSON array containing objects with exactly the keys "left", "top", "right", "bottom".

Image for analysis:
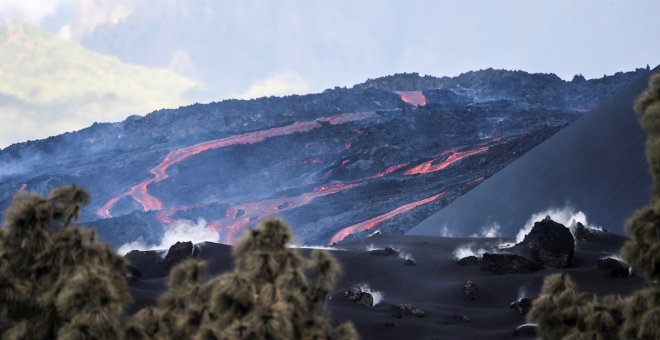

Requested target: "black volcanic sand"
[{"left": 124, "top": 233, "right": 644, "bottom": 340}]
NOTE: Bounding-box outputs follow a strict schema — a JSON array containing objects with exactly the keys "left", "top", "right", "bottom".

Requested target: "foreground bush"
[
  {"left": 0, "top": 186, "right": 356, "bottom": 339},
  {"left": 528, "top": 74, "right": 660, "bottom": 339}
]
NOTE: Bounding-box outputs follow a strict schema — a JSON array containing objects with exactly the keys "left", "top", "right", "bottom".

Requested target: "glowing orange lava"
[
  {"left": 403, "top": 147, "right": 489, "bottom": 175},
  {"left": 328, "top": 192, "right": 444, "bottom": 244},
  {"left": 97, "top": 111, "right": 377, "bottom": 219},
  {"left": 394, "top": 91, "right": 427, "bottom": 106}
]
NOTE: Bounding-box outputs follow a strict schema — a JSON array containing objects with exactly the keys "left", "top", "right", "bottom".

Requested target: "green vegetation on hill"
[{"left": 0, "top": 21, "right": 202, "bottom": 148}]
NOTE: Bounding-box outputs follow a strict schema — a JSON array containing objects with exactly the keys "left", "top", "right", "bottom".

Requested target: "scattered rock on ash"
[
  {"left": 411, "top": 308, "right": 426, "bottom": 318},
  {"left": 369, "top": 246, "right": 399, "bottom": 256},
  {"left": 481, "top": 253, "right": 543, "bottom": 274},
  {"left": 441, "top": 314, "right": 471, "bottom": 324},
  {"left": 512, "top": 324, "right": 537, "bottom": 337},
  {"left": 457, "top": 255, "right": 480, "bottom": 266},
  {"left": 345, "top": 284, "right": 374, "bottom": 306},
  {"left": 392, "top": 304, "right": 425, "bottom": 318},
  {"left": 463, "top": 280, "right": 480, "bottom": 300},
  {"left": 510, "top": 297, "right": 533, "bottom": 315},
  {"left": 124, "top": 264, "right": 142, "bottom": 282},
  {"left": 515, "top": 216, "right": 575, "bottom": 267},
  {"left": 163, "top": 241, "right": 196, "bottom": 270},
  {"left": 574, "top": 222, "right": 595, "bottom": 241},
  {"left": 597, "top": 258, "right": 631, "bottom": 277}
]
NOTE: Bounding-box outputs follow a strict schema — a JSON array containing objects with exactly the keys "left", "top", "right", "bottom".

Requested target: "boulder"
[
  {"left": 369, "top": 246, "right": 399, "bottom": 256},
  {"left": 597, "top": 258, "right": 631, "bottom": 277},
  {"left": 574, "top": 222, "right": 595, "bottom": 241},
  {"left": 345, "top": 284, "right": 374, "bottom": 306},
  {"left": 510, "top": 297, "right": 533, "bottom": 315},
  {"left": 411, "top": 308, "right": 425, "bottom": 318},
  {"left": 481, "top": 253, "right": 543, "bottom": 274},
  {"left": 463, "top": 281, "right": 480, "bottom": 300},
  {"left": 163, "top": 241, "right": 195, "bottom": 270},
  {"left": 404, "top": 258, "right": 417, "bottom": 266},
  {"left": 516, "top": 216, "right": 575, "bottom": 267},
  {"left": 385, "top": 321, "right": 397, "bottom": 328},
  {"left": 457, "top": 255, "right": 480, "bottom": 266}
]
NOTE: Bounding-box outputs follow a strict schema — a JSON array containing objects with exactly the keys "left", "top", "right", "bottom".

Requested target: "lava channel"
[
  {"left": 328, "top": 192, "right": 444, "bottom": 244},
  {"left": 97, "top": 111, "right": 377, "bottom": 219},
  {"left": 394, "top": 91, "right": 427, "bottom": 106}
]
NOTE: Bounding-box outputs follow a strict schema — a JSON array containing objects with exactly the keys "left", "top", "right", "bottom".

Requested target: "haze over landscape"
[{"left": 0, "top": 2, "right": 659, "bottom": 339}]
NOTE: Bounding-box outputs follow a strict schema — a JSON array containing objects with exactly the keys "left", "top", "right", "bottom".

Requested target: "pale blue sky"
[{"left": 0, "top": 0, "right": 659, "bottom": 146}]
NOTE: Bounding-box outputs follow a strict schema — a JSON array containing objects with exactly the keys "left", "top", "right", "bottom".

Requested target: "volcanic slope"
[
  {"left": 409, "top": 66, "right": 659, "bottom": 238},
  {"left": 125, "top": 231, "right": 644, "bottom": 340},
  {"left": 0, "top": 69, "right": 648, "bottom": 247}
]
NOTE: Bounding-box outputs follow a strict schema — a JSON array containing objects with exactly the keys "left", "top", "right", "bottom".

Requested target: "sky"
[{"left": 0, "top": 0, "right": 659, "bottom": 147}]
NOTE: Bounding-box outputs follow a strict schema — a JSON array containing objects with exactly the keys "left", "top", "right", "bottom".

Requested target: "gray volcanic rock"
[
  {"left": 163, "top": 241, "right": 195, "bottom": 270},
  {"left": 481, "top": 253, "right": 543, "bottom": 274},
  {"left": 463, "top": 280, "right": 480, "bottom": 300},
  {"left": 369, "top": 246, "right": 399, "bottom": 256},
  {"left": 597, "top": 257, "right": 631, "bottom": 277},
  {"left": 516, "top": 216, "right": 575, "bottom": 267},
  {"left": 345, "top": 284, "right": 374, "bottom": 306},
  {"left": 510, "top": 297, "right": 534, "bottom": 315},
  {"left": 457, "top": 255, "right": 480, "bottom": 266}
]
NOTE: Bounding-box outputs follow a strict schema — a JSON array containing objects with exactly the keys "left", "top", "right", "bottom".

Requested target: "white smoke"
[
  {"left": 471, "top": 222, "right": 501, "bottom": 238},
  {"left": 439, "top": 225, "right": 454, "bottom": 237},
  {"left": 116, "top": 218, "right": 219, "bottom": 255},
  {"left": 517, "top": 285, "right": 528, "bottom": 300},
  {"left": 365, "top": 243, "right": 380, "bottom": 251},
  {"left": 290, "top": 245, "right": 347, "bottom": 251},
  {"left": 515, "top": 206, "right": 602, "bottom": 244},
  {"left": 453, "top": 243, "right": 489, "bottom": 259},
  {"left": 398, "top": 251, "right": 414, "bottom": 262},
  {"left": 358, "top": 284, "right": 384, "bottom": 306}
]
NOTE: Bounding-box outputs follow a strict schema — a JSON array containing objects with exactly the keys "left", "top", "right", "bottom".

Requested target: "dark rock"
[
  {"left": 481, "top": 253, "right": 543, "bottom": 274},
  {"left": 124, "top": 264, "right": 142, "bottom": 282},
  {"left": 510, "top": 297, "right": 533, "bottom": 315},
  {"left": 411, "top": 308, "right": 425, "bottom": 318},
  {"left": 404, "top": 258, "right": 417, "bottom": 266},
  {"left": 441, "top": 314, "right": 471, "bottom": 324},
  {"left": 597, "top": 258, "right": 631, "bottom": 277},
  {"left": 394, "top": 304, "right": 413, "bottom": 313},
  {"left": 574, "top": 222, "right": 595, "bottom": 241},
  {"left": 345, "top": 284, "right": 374, "bottom": 306},
  {"left": 369, "top": 246, "right": 399, "bottom": 256},
  {"left": 463, "top": 281, "right": 480, "bottom": 300},
  {"left": 391, "top": 313, "right": 403, "bottom": 319},
  {"left": 163, "top": 241, "right": 194, "bottom": 270},
  {"left": 512, "top": 324, "right": 537, "bottom": 337},
  {"left": 457, "top": 255, "right": 480, "bottom": 266},
  {"left": 356, "top": 292, "right": 374, "bottom": 306},
  {"left": 345, "top": 284, "right": 363, "bottom": 301},
  {"left": 385, "top": 321, "right": 397, "bottom": 328},
  {"left": 516, "top": 216, "right": 575, "bottom": 267}
]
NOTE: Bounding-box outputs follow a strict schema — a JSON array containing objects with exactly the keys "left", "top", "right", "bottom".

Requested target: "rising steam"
[
  {"left": 116, "top": 218, "right": 219, "bottom": 255},
  {"left": 358, "top": 284, "right": 384, "bottom": 306},
  {"left": 514, "top": 206, "right": 602, "bottom": 244}
]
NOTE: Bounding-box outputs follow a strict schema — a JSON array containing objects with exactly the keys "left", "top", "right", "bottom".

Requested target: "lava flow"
[
  {"left": 394, "top": 91, "right": 427, "bottom": 106},
  {"left": 208, "top": 181, "right": 363, "bottom": 244},
  {"left": 328, "top": 192, "right": 444, "bottom": 244},
  {"left": 97, "top": 111, "right": 377, "bottom": 219},
  {"left": 404, "top": 146, "right": 489, "bottom": 175}
]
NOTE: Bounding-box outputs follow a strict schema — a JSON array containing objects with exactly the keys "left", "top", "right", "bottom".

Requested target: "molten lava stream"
[
  {"left": 97, "top": 111, "right": 377, "bottom": 219},
  {"left": 328, "top": 192, "right": 444, "bottom": 244},
  {"left": 394, "top": 91, "right": 427, "bottom": 107},
  {"left": 404, "top": 146, "right": 489, "bottom": 175}
]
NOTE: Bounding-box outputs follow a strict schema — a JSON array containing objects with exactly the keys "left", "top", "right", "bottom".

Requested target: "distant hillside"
[
  {"left": 409, "top": 66, "right": 658, "bottom": 238},
  {"left": 0, "top": 21, "right": 201, "bottom": 148},
  {"left": 0, "top": 68, "right": 648, "bottom": 248}
]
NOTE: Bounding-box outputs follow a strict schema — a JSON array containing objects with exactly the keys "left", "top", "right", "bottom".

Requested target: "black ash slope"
[{"left": 409, "top": 67, "right": 658, "bottom": 238}]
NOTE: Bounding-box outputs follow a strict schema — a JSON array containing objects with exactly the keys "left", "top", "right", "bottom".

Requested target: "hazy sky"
[{"left": 1, "top": 0, "right": 659, "bottom": 147}]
